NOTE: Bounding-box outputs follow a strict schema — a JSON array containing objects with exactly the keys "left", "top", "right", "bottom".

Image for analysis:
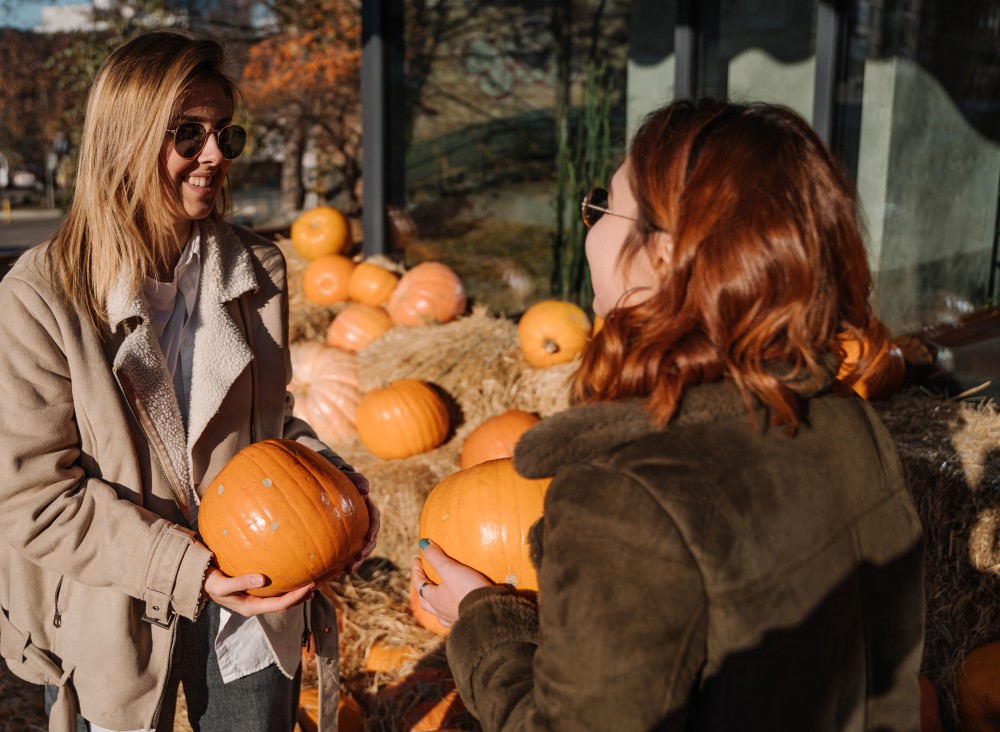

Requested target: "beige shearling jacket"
[{"left": 0, "top": 221, "right": 343, "bottom": 732}]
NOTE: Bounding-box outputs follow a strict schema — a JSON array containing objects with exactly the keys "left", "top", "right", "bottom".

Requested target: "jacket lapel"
[
  {"left": 106, "top": 278, "right": 192, "bottom": 517},
  {"left": 186, "top": 221, "right": 258, "bottom": 477}
]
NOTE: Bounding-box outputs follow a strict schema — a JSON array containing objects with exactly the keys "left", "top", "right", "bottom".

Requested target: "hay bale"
[{"left": 874, "top": 391, "right": 1000, "bottom": 730}]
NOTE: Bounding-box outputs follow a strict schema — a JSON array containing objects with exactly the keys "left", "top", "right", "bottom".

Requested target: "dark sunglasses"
[
  {"left": 166, "top": 121, "right": 248, "bottom": 160},
  {"left": 581, "top": 187, "right": 639, "bottom": 228}
]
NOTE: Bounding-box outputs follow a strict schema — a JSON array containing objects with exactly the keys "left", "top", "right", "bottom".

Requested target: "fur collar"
[{"left": 514, "top": 380, "right": 762, "bottom": 479}]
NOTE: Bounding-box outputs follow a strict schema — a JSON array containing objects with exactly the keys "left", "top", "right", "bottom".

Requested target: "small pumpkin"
[
  {"left": 956, "top": 642, "right": 1000, "bottom": 731},
  {"left": 198, "top": 440, "right": 369, "bottom": 597},
  {"left": 348, "top": 260, "right": 400, "bottom": 307},
  {"left": 288, "top": 342, "right": 362, "bottom": 445},
  {"left": 835, "top": 324, "right": 906, "bottom": 401},
  {"left": 302, "top": 254, "right": 356, "bottom": 306},
  {"left": 419, "top": 458, "right": 550, "bottom": 590},
  {"left": 518, "top": 300, "right": 592, "bottom": 368},
  {"left": 387, "top": 261, "right": 467, "bottom": 327},
  {"left": 377, "top": 667, "right": 473, "bottom": 732},
  {"left": 460, "top": 409, "right": 540, "bottom": 470},
  {"left": 326, "top": 303, "right": 393, "bottom": 352},
  {"left": 365, "top": 640, "right": 420, "bottom": 673},
  {"left": 291, "top": 205, "right": 353, "bottom": 260},
  {"left": 298, "top": 688, "right": 365, "bottom": 732},
  {"left": 356, "top": 379, "right": 450, "bottom": 460}
]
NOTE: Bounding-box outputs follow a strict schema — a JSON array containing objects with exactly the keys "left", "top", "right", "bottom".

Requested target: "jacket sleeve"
[
  {"left": 0, "top": 274, "right": 211, "bottom": 621},
  {"left": 446, "top": 462, "right": 708, "bottom": 732}
]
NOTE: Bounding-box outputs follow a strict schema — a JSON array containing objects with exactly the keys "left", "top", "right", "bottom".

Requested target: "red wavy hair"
[{"left": 574, "top": 99, "right": 882, "bottom": 429}]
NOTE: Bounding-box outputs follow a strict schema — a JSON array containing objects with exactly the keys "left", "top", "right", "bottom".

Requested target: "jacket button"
[{"left": 323, "top": 626, "right": 331, "bottom": 633}]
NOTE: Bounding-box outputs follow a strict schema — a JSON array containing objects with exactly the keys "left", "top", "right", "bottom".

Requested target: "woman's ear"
[{"left": 649, "top": 229, "right": 674, "bottom": 273}]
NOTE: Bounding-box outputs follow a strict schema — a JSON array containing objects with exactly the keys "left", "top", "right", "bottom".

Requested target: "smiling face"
[
  {"left": 585, "top": 160, "right": 667, "bottom": 317},
  {"left": 161, "top": 78, "right": 234, "bottom": 244}
]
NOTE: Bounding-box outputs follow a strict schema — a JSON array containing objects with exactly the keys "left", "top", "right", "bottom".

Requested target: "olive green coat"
[{"left": 447, "top": 381, "right": 924, "bottom": 731}]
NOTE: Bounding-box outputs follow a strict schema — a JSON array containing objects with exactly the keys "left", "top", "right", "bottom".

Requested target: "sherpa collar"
[
  {"left": 513, "top": 380, "right": 763, "bottom": 480},
  {"left": 105, "top": 219, "right": 258, "bottom": 514}
]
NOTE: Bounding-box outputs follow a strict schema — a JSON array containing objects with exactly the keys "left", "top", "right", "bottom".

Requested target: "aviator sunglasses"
[
  {"left": 581, "top": 187, "right": 639, "bottom": 228},
  {"left": 166, "top": 121, "right": 248, "bottom": 160}
]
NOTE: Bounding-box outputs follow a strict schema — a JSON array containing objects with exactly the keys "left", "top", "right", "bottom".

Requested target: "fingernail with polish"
[
  {"left": 419, "top": 538, "right": 429, "bottom": 551},
  {"left": 251, "top": 575, "right": 264, "bottom": 587}
]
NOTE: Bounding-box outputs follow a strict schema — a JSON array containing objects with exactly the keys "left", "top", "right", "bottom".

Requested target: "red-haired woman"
[{"left": 413, "top": 99, "right": 924, "bottom": 731}]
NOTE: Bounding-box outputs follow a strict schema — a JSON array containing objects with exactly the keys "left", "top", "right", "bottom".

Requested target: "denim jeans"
[{"left": 47, "top": 601, "right": 300, "bottom": 732}]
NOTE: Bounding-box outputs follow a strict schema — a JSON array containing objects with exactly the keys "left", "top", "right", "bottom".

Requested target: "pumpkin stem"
[{"left": 544, "top": 338, "right": 560, "bottom": 354}]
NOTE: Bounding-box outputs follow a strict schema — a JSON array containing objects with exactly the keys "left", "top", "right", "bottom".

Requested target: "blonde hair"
[{"left": 48, "top": 30, "right": 242, "bottom": 328}]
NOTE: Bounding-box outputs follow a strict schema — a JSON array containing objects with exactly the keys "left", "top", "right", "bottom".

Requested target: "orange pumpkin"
[
  {"left": 302, "top": 254, "right": 356, "bottom": 306},
  {"left": 919, "top": 674, "right": 943, "bottom": 732},
  {"left": 387, "top": 262, "right": 467, "bottom": 327},
  {"left": 291, "top": 206, "right": 353, "bottom": 260},
  {"left": 419, "top": 458, "right": 550, "bottom": 590},
  {"left": 365, "top": 640, "right": 420, "bottom": 673},
  {"left": 956, "top": 642, "right": 1000, "bottom": 731},
  {"left": 326, "top": 303, "right": 393, "bottom": 352},
  {"left": 460, "top": 409, "right": 540, "bottom": 470},
  {"left": 409, "top": 580, "right": 450, "bottom": 636},
  {"left": 377, "top": 667, "right": 473, "bottom": 732},
  {"left": 517, "top": 300, "right": 592, "bottom": 368},
  {"left": 356, "top": 379, "right": 450, "bottom": 460},
  {"left": 348, "top": 260, "right": 400, "bottom": 307},
  {"left": 298, "top": 688, "right": 365, "bottom": 732},
  {"left": 288, "top": 342, "right": 362, "bottom": 445},
  {"left": 198, "top": 439, "right": 369, "bottom": 597},
  {"left": 835, "top": 325, "right": 906, "bottom": 401}
]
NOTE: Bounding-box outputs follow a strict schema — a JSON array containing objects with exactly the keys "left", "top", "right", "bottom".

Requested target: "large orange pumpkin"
[
  {"left": 956, "top": 642, "right": 1000, "bottom": 731},
  {"left": 419, "top": 458, "right": 550, "bottom": 590},
  {"left": 291, "top": 206, "right": 353, "bottom": 260},
  {"left": 288, "top": 342, "right": 362, "bottom": 444},
  {"left": 517, "top": 300, "right": 592, "bottom": 368},
  {"left": 356, "top": 379, "right": 450, "bottom": 460},
  {"left": 198, "top": 439, "right": 369, "bottom": 597},
  {"left": 298, "top": 688, "right": 364, "bottom": 732},
  {"left": 302, "top": 254, "right": 356, "bottom": 306},
  {"left": 460, "top": 409, "right": 540, "bottom": 469},
  {"left": 348, "top": 260, "right": 400, "bottom": 307},
  {"left": 387, "top": 262, "right": 467, "bottom": 327},
  {"left": 835, "top": 325, "right": 906, "bottom": 401}
]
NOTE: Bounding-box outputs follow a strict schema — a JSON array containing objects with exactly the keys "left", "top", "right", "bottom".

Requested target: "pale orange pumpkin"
[
  {"left": 517, "top": 300, "right": 592, "bottom": 368},
  {"left": 835, "top": 325, "right": 906, "bottom": 401},
  {"left": 302, "top": 255, "right": 356, "bottom": 306},
  {"left": 291, "top": 206, "right": 353, "bottom": 260},
  {"left": 409, "top": 580, "right": 450, "bottom": 636},
  {"left": 288, "top": 342, "right": 362, "bottom": 444},
  {"left": 419, "top": 458, "right": 550, "bottom": 590},
  {"left": 298, "top": 688, "right": 365, "bottom": 732},
  {"left": 348, "top": 260, "right": 400, "bottom": 307},
  {"left": 198, "top": 439, "right": 369, "bottom": 597},
  {"left": 956, "top": 642, "right": 1000, "bottom": 731},
  {"left": 387, "top": 261, "right": 467, "bottom": 327},
  {"left": 356, "top": 379, "right": 450, "bottom": 460},
  {"left": 326, "top": 303, "right": 393, "bottom": 352},
  {"left": 460, "top": 409, "right": 540, "bottom": 470}
]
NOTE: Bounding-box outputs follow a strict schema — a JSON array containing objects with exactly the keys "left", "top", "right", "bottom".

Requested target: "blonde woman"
[{"left": 0, "top": 31, "right": 378, "bottom": 732}]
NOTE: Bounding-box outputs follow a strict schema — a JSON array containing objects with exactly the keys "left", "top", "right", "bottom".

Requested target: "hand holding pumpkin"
[
  {"left": 411, "top": 539, "right": 491, "bottom": 628},
  {"left": 202, "top": 565, "right": 315, "bottom": 617},
  {"left": 342, "top": 468, "right": 381, "bottom": 576}
]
